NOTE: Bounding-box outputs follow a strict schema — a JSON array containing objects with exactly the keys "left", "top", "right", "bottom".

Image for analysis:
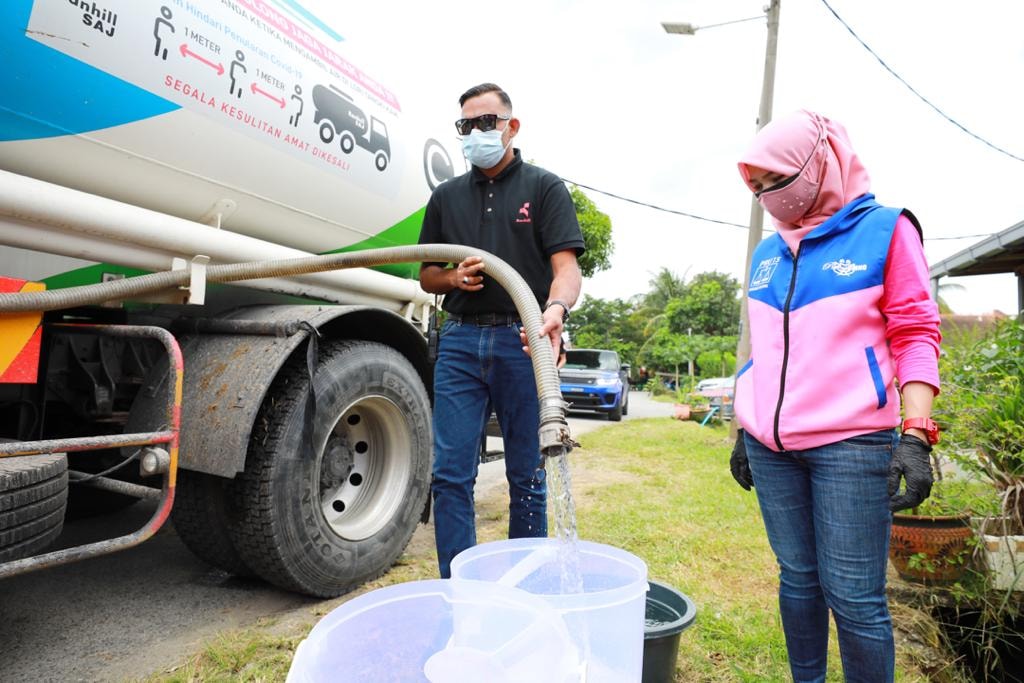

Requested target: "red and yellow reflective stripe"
[{"left": 0, "top": 278, "right": 45, "bottom": 383}]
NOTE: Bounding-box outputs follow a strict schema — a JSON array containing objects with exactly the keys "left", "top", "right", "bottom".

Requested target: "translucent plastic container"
[
  {"left": 286, "top": 578, "right": 579, "bottom": 683},
  {"left": 450, "top": 538, "right": 649, "bottom": 682}
]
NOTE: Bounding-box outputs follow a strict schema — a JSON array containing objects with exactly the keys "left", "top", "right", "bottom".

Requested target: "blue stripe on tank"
[
  {"left": 0, "top": 2, "right": 178, "bottom": 142},
  {"left": 865, "top": 346, "right": 887, "bottom": 408},
  {"left": 737, "top": 358, "right": 753, "bottom": 379}
]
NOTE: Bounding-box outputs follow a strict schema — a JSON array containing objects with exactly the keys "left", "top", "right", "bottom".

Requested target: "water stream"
[{"left": 548, "top": 449, "right": 584, "bottom": 594}]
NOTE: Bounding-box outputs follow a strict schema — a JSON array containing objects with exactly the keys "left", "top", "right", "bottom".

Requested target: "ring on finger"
[{"left": 462, "top": 276, "right": 469, "bottom": 284}]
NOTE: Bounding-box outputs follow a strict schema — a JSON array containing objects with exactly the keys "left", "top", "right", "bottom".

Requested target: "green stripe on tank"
[
  {"left": 324, "top": 207, "right": 426, "bottom": 279},
  {"left": 41, "top": 264, "right": 148, "bottom": 289}
]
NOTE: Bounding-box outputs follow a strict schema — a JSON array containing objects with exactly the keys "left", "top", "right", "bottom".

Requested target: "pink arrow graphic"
[
  {"left": 250, "top": 82, "right": 286, "bottom": 108},
  {"left": 179, "top": 43, "right": 225, "bottom": 75}
]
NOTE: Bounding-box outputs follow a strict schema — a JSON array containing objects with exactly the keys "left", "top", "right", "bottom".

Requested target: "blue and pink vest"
[{"left": 735, "top": 194, "right": 914, "bottom": 451}]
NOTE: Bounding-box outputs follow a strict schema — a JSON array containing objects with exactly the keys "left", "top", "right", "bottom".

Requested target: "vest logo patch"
[
  {"left": 750, "top": 256, "right": 780, "bottom": 291},
  {"left": 515, "top": 202, "right": 531, "bottom": 223},
  {"left": 822, "top": 259, "right": 867, "bottom": 276}
]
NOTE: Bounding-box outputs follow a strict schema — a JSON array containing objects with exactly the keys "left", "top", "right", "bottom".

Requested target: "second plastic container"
[
  {"left": 450, "top": 538, "right": 649, "bottom": 682},
  {"left": 286, "top": 578, "right": 579, "bottom": 682}
]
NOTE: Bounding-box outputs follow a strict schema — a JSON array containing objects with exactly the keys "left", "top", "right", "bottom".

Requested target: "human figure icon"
[
  {"left": 153, "top": 6, "right": 174, "bottom": 60},
  {"left": 229, "top": 50, "right": 247, "bottom": 99},
  {"left": 289, "top": 84, "right": 304, "bottom": 126}
]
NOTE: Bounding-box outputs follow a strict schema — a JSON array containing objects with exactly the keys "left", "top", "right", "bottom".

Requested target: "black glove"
[
  {"left": 888, "top": 433, "right": 934, "bottom": 512},
  {"left": 730, "top": 430, "right": 754, "bottom": 491}
]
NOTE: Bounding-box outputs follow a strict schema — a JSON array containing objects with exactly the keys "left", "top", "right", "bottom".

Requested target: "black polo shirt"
[{"left": 418, "top": 150, "right": 585, "bottom": 316}]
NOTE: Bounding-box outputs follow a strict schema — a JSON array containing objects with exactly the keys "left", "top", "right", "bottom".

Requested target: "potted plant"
[
  {"left": 681, "top": 392, "right": 713, "bottom": 423},
  {"left": 933, "top": 318, "right": 1024, "bottom": 591},
  {"left": 889, "top": 457, "right": 991, "bottom": 585}
]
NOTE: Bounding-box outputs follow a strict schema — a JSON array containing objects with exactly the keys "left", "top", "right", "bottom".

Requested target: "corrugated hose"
[{"left": 0, "top": 245, "right": 574, "bottom": 460}]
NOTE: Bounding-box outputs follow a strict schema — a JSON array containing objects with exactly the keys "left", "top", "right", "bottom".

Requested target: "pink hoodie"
[{"left": 734, "top": 111, "right": 940, "bottom": 451}]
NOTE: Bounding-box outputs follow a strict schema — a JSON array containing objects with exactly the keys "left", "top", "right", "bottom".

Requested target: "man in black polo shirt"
[{"left": 419, "top": 82, "right": 585, "bottom": 578}]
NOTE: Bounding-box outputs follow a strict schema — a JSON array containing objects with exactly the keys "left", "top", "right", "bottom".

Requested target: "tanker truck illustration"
[
  {"left": 0, "top": 0, "right": 464, "bottom": 600},
  {"left": 313, "top": 85, "right": 391, "bottom": 172}
]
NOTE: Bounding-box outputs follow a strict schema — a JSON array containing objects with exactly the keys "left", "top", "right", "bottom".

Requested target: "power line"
[
  {"left": 562, "top": 179, "right": 748, "bottom": 229},
  {"left": 819, "top": 0, "right": 1024, "bottom": 163},
  {"left": 563, "top": 178, "right": 992, "bottom": 243}
]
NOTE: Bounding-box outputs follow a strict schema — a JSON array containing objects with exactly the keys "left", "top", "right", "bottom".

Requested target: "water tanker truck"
[{"left": 0, "top": 0, "right": 469, "bottom": 597}]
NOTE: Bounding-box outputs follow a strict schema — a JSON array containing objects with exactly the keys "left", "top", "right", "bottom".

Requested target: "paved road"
[{"left": 0, "top": 391, "right": 670, "bottom": 682}]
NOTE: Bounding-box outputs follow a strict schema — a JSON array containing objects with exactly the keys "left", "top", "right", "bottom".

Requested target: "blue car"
[{"left": 559, "top": 349, "right": 629, "bottom": 421}]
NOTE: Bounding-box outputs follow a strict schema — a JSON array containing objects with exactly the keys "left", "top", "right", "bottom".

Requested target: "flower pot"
[
  {"left": 688, "top": 407, "right": 711, "bottom": 422},
  {"left": 889, "top": 512, "right": 974, "bottom": 584}
]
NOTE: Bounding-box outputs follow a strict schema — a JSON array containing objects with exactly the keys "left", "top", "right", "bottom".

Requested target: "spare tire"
[{"left": 0, "top": 453, "right": 68, "bottom": 563}]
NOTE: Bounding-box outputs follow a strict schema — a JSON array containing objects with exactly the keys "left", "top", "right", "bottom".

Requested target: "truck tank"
[
  {"left": 0, "top": 0, "right": 463, "bottom": 295},
  {"left": 0, "top": 0, "right": 469, "bottom": 598}
]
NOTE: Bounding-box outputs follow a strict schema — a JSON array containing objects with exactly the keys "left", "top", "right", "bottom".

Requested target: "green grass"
[{"left": 143, "top": 418, "right": 955, "bottom": 682}]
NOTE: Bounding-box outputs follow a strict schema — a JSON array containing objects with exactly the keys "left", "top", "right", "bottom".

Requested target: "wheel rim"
[{"left": 318, "top": 394, "right": 412, "bottom": 540}]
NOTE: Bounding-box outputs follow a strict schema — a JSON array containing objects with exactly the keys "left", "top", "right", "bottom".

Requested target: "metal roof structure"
[{"left": 929, "top": 219, "right": 1024, "bottom": 315}]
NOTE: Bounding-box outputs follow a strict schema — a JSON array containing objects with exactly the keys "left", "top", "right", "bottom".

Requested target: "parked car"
[
  {"left": 559, "top": 349, "right": 629, "bottom": 421},
  {"left": 695, "top": 376, "right": 735, "bottom": 394},
  {"left": 696, "top": 376, "right": 735, "bottom": 420}
]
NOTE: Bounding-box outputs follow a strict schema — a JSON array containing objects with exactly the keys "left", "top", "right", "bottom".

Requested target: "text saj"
[{"left": 68, "top": 0, "right": 118, "bottom": 37}]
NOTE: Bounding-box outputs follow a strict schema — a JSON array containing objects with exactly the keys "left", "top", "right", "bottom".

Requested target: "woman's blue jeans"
[
  {"left": 744, "top": 429, "right": 897, "bottom": 683},
  {"left": 431, "top": 320, "right": 546, "bottom": 578}
]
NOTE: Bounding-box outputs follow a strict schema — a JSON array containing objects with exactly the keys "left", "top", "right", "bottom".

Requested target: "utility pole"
[{"left": 732, "top": 0, "right": 780, "bottom": 436}]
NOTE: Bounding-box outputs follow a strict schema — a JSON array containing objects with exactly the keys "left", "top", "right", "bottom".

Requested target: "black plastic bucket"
[{"left": 642, "top": 580, "right": 697, "bottom": 683}]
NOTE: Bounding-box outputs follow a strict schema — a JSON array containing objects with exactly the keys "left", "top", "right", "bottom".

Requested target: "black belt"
[{"left": 448, "top": 312, "right": 520, "bottom": 327}]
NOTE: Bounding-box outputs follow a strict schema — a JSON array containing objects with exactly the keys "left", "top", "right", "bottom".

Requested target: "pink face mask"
[{"left": 755, "top": 133, "right": 826, "bottom": 224}]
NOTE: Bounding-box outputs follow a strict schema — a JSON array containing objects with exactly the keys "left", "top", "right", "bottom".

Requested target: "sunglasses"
[{"left": 455, "top": 113, "right": 511, "bottom": 135}]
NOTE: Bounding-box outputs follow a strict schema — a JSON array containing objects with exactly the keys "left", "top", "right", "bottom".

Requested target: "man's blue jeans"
[
  {"left": 431, "top": 319, "right": 546, "bottom": 578},
  {"left": 744, "top": 429, "right": 897, "bottom": 683}
]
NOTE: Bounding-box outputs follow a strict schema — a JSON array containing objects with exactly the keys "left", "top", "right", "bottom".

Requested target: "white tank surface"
[{"left": 0, "top": 0, "right": 462, "bottom": 289}]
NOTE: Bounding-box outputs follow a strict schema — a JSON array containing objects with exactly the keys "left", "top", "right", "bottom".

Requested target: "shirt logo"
[
  {"left": 750, "top": 256, "right": 780, "bottom": 291},
  {"left": 515, "top": 202, "right": 531, "bottom": 223},
  {"left": 822, "top": 259, "right": 867, "bottom": 276}
]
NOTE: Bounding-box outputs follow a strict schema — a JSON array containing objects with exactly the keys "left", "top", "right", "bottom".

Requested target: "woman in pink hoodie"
[{"left": 729, "top": 110, "right": 941, "bottom": 683}]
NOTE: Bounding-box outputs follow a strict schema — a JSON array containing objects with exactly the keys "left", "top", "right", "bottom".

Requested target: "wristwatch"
[
  {"left": 902, "top": 417, "right": 940, "bottom": 445},
  {"left": 544, "top": 300, "right": 570, "bottom": 323}
]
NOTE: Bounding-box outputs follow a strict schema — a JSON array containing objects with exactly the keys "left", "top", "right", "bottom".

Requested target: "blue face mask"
[{"left": 462, "top": 126, "right": 511, "bottom": 169}]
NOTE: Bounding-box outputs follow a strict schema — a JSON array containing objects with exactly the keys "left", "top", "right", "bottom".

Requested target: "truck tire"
[
  {"left": 374, "top": 151, "right": 389, "bottom": 172},
  {"left": 172, "top": 469, "right": 253, "bottom": 577},
  {"left": 0, "top": 454, "right": 68, "bottom": 563},
  {"left": 622, "top": 390, "right": 629, "bottom": 416},
  {"left": 227, "top": 340, "right": 432, "bottom": 597}
]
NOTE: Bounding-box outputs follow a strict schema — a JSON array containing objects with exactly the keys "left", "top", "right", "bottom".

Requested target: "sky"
[{"left": 310, "top": 0, "right": 1023, "bottom": 316}]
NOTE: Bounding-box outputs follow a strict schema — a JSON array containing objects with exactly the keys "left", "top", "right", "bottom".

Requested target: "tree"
[
  {"left": 569, "top": 185, "right": 613, "bottom": 278},
  {"left": 665, "top": 271, "right": 741, "bottom": 336},
  {"left": 643, "top": 267, "right": 687, "bottom": 312},
  {"left": 567, "top": 295, "right": 645, "bottom": 365}
]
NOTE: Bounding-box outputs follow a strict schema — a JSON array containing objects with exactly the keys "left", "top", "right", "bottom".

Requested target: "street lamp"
[
  {"left": 663, "top": 0, "right": 781, "bottom": 436},
  {"left": 660, "top": 15, "right": 765, "bottom": 36}
]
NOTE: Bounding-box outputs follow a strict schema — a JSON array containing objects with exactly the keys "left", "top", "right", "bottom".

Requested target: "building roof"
[{"left": 929, "top": 219, "right": 1024, "bottom": 278}]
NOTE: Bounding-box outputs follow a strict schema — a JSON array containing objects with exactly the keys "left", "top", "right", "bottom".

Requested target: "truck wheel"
[
  {"left": 319, "top": 121, "right": 335, "bottom": 144},
  {"left": 227, "top": 340, "right": 432, "bottom": 597},
  {"left": 608, "top": 396, "right": 624, "bottom": 422},
  {"left": 374, "top": 152, "right": 389, "bottom": 172},
  {"left": 339, "top": 131, "right": 355, "bottom": 154},
  {"left": 0, "top": 454, "right": 68, "bottom": 563},
  {"left": 172, "top": 469, "right": 253, "bottom": 577}
]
